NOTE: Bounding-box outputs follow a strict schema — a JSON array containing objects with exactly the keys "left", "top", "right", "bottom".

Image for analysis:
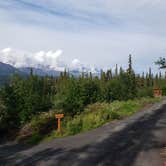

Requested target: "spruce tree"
[
  {"left": 127, "top": 54, "right": 132, "bottom": 74},
  {"left": 126, "top": 54, "right": 136, "bottom": 98}
]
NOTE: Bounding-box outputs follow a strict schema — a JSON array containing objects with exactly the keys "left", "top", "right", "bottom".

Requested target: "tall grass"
[
  {"left": 44, "top": 97, "right": 161, "bottom": 141},
  {"left": 18, "top": 97, "right": 161, "bottom": 144}
]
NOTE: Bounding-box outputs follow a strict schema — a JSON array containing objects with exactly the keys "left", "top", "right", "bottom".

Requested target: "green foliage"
[
  {"left": 66, "top": 116, "right": 83, "bottom": 135},
  {"left": 80, "top": 78, "right": 100, "bottom": 105},
  {"left": 137, "top": 87, "right": 153, "bottom": 98},
  {"left": 104, "top": 79, "right": 125, "bottom": 101},
  {"left": 16, "top": 96, "right": 160, "bottom": 145},
  {"left": 0, "top": 74, "right": 55, "bottom": 131},
  {"left": 41, "top": 97, "right": 160, "bottom": 142},
  {"left": 110, "top": 111, "right": 121, "bottom": 120},
  {"left": 55, "top": 78, "right": 84, "bottom": 115},
  {"left": 0, "top": 96, "right": 7, "bottom": 131},
  {"left": 155, "top": 57, "right": 166, "bottom": 69},
  {"left": 18, "top": 110, "right": 58, "bottom": 134},
  {"left": 55, "top": 77, "right": 101, "bottom": 115},
  {"left": 28, "top": 111, "right": 57, "bottom": 134},
  {"left": 17, "top": 110, "right": 60, "bottom": 144},
  {"left": 162, "top": 85, "right": 166, "bottom": 96},
  {"left": 1, "top": 55, "right": 166, "bottom": 139},
  {"left": 26, "top": 133, "right": 43, "bottom": 145}
]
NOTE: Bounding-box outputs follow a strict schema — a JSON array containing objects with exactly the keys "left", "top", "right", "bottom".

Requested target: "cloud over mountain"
[
  {"left": 0, "top": 48, "right": 96, "bottom": 72},
  {"left": 0, "top": 0, "right": 166, "bottom": 72},
  {"left": 0, "top": 48, "right": 61, "bottom": 70}
]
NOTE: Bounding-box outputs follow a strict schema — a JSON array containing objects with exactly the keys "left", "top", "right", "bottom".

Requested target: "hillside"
[
  {"left": 0, "top": 62, "right": 21, "bottom": 75},
  {"left": 0, "top": 62, "right": 25, "bottom": 85}
]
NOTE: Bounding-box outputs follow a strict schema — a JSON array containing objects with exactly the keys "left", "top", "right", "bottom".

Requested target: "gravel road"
[{"left": 0, "top": 100, "right": 166, "bottom": 166}]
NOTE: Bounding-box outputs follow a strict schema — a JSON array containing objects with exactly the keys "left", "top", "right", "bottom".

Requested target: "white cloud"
[
  {"left": 70, "top": 58, "right": 98, "bottom": 73},
  {"left": 0, "top": 48, "right": 65, "bottom": 70},
  {"left": 71, "top": 59, "right": 81, "bottom": 68},
  {"left": 0, "top": 48, "right": 29, "bottom": 67},
  {"left": 0, "top": 0, "right": 166, "bottom": 73},
  {"left": 0, "top": 47, "right": 96, "bottom": 72},
  {"left": 33, "top": 50, "right": 63, "bottom": 70},
  {"left": 2, "top": 47, "right": 12, "bottom": 53}
]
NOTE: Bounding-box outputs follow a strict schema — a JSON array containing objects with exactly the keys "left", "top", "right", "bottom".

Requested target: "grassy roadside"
[{"left": 17, "top": 97, "right": 161, "bottom": 145}]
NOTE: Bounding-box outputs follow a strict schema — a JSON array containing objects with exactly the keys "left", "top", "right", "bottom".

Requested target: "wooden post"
[
  {"left": 55, "top": 114, "right": 64, "bottom": 132},
  {"left": 153, "top": 88, "right": 162, "bottom": 97},
  {"left": 57, "top": 118, "right": 61, "bottom": 132}
]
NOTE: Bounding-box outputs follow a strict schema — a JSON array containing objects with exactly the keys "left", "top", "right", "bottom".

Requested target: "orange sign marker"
[
  {"left": 153, "top": 88, "right": 162, "bottom": 97},
  {"left": 55, "top": 114, "right": 64, "bottom": 132}
]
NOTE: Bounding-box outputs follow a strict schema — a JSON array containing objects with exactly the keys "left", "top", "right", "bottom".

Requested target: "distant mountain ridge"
[
  {"left": 19, "top": 67, "right": 61, "bottom": 77},
  {"left": 0, "top": 62, "right": 28, "bottom": 85},
  {"left": 0, "top": 61, "right": 100, "bottom": 85},
  {"left": 0, "top": 62, "right": 23, "bottom": 76}
]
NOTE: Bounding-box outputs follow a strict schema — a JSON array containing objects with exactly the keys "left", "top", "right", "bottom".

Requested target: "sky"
[{"left": 0, "top": 0, "right": 166, "bottom": 73}]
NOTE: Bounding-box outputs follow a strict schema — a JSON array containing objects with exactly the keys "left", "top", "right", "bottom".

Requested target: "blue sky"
[{"left": 0, "top": 0, "right": 166, "bottom": 73}]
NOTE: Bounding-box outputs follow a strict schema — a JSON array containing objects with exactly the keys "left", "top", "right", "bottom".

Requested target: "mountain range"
[{"left": 0, "top": 62, "right": 100, "bottom": 85}]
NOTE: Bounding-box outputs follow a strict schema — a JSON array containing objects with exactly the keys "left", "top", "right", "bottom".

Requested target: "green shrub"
[
  {"left": 0, "top": 75, "right": 54, "bottom": 130},
  {"left": 20, "top": 97, "right": 161, "bottom": 144},
  {"left": 66, "top": 116, "right": 82, "bottom": 135},
  {"left": 161, "top": 85, "right": 166, "bottom": 96},
  {"left": 26, "top": 133, "right": 43, "bottom": 145},
  {"left": 137, "top": 87, "right": 153, "bottom": 98},
  {"left": 55, "top": 79, "right": 84, "bottom": 115},
  {"left": 82, "top": 112, "right": 101, "bottom": 130},
  {"left": 84, "top": 102, "right": 110, "bottom": 113},
  {"left": 110, "top": 111, "right": 120, "bottom": 119},
  {"left": 0, "top": 99, "right": 7, "bottom": 131},
  {"left": 17, "top": 110, "right": 60, "bottom": 143}
]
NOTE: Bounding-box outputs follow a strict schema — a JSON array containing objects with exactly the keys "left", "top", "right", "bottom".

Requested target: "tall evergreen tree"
[{"left": 127, "top": 54, "right": 132, "bottom": 74}]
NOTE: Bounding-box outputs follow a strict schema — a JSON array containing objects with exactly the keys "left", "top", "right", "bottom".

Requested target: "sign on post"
[
  {"left": 55, "top": 114, "right": 64, "bottom": 132},
  {"left": 153, "top": 88, "right": 162, "bottom": 97}
]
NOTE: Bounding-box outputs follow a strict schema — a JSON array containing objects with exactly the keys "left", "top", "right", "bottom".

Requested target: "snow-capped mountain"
[
  {"left": 0, "top": 48, "right": 100, "bottom": 76},
  {"left": 0, "top": 62, "right": 26, "bottom": 85},
  {"left": 19, "top": 67, "right": 61, "bottom": 77},
  {"left": 0, "top": 62, "right": 24, "bottom": 76},
  {"left": 0, "top": 60, "right": 101, "bottom": 86},
  {"left": 0, "top": 61, "right": 100, "bottom": 78}
]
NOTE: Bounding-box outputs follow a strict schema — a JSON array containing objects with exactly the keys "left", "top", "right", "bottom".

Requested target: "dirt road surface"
[{"left": 0, "top": 100, "right": 166, "bottom": 166}]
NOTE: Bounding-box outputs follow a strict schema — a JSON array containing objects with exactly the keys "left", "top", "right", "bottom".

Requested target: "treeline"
[{"left": 0, "top": 55, "right": 166, "bottom": 132}]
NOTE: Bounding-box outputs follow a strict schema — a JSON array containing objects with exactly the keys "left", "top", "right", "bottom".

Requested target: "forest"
[{"left": 0, "top": 55, "right": 166, "bottom": 141}]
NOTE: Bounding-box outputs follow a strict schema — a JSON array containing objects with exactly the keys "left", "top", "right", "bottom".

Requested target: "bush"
[
  {"left": 0, "top": 99, "right": 7, "bottom": 131},
  {"left": 161, "top": 85, "right": 166, "bottom": 96},
  {"left": 66, "top": 116, "right": 82, "bottom": 135},
  {"left": 110, "top": 111, "right": 120, "bottom": 120},
  {"left": 0, "top": 75, "right": 54, "bottom": 131},
  {"left": 55, "top": 78, "right": 101, "bottom": 116},
  {"left": 19, "top": 97, "right": 161, "bottom": 144},
  {"left": 64, "top": 97, "right": 160, "bottom": 136},
  {"left": 55, "top": 79, "right": 84, "bottom": 115},
  {"left": 17, "top": 110, "right": 60, "bottom": 142},
  {"left": 137, "top": 87, "right": 153, "bottom": 98},
  {"left": 26, "top": 133, "right": 42, "bottom": 145},
  {"left": 104, "top": 79, "right": 124, "bottom": 101}
]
